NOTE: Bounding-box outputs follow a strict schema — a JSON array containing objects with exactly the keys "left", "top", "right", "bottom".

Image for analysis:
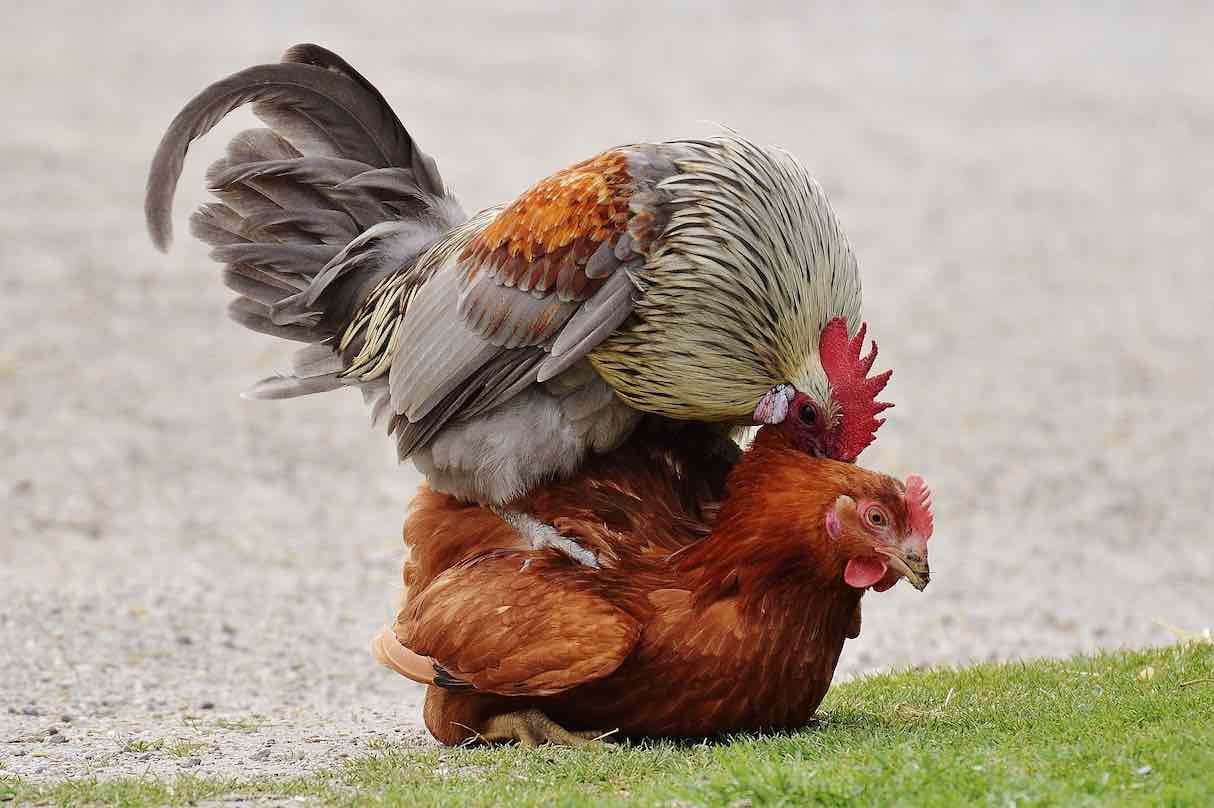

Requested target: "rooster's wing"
[{"left": 358, "top": 145, "right": 680, "bottom": 458}]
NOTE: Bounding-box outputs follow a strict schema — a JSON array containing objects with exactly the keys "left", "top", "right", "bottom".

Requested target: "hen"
[
  {"left": 373, "top": 427, "right": 934, "bottom": 744},
  {"left": 145, "top": 44, "right": 893, "bottom": 509}
]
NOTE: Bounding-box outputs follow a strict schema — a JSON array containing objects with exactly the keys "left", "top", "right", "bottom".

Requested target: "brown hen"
[{"left": 374, "top": 428, "right": 934, "bottom": 745}]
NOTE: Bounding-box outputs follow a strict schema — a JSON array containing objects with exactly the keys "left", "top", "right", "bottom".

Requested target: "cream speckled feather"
[{"left": 590, "top": 135, "right": 861, "bottom": 421}]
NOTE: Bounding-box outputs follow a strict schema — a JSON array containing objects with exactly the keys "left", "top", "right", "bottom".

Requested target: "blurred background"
[{"left": 2, "top": 0, "right": 1211, "bottom": 779}]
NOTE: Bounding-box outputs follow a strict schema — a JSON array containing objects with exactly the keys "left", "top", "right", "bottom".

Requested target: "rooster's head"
[
  {"left": 753, "top": 317, "right": 893, "bottom": 462},
  {"left": 591, "top": 134, "right": 891, "bottom": 461}
]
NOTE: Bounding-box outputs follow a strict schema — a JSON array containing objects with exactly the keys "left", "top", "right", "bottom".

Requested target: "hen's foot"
[
  {"left": 492, "top": 508, "right": 600, "bottom": 568},
  {"left": 480, "top": 708, "right": 608, "bottom": 747}
]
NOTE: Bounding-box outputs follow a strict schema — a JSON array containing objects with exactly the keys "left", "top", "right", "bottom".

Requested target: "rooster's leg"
[
  {"left": 480, "top": 708, "right": 607, "bottom": 747},
  {"left": 491, "top": 508, "right": 599, "bottom": 568}
]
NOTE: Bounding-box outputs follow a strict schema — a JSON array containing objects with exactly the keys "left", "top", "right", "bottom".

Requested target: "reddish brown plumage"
[{"left": 379, "top": 428, "right": 927, "bottom": 744}]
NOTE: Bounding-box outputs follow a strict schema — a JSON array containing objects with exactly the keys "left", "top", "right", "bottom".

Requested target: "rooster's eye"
[
  {"left": 865, "top": 507, "right": 888, "bottom": 528},
  {"left": 799, "top": 403, "right": 816, "bottom": 425}
]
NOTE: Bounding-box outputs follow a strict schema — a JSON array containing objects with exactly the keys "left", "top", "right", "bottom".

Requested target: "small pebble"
[{"left": 200, "top": 701, "right": 215, "bottom": 710}]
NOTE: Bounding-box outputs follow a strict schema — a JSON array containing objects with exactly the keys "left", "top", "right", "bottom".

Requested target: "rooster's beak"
[{"left": 876, "top": 546, "right": 930, "bottom": 591}]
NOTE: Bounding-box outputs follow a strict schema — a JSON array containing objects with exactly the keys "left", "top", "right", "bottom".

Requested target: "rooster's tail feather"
[{"left": 145, "top": 43, "right": 465, "bottom": 400}]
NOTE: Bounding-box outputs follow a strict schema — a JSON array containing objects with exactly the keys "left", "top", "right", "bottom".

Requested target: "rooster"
[
  {"left": 373, "top": 426, "right": 934, "bottom": 744},
  {"left": 145, "top": 44, "right": 892, "bottom": 517}
]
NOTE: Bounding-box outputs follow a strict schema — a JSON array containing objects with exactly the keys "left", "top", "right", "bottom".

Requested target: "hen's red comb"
[
  {"left": 819, "top": 318, "right": 894, "bottom": 462},
  {"left": 904, "top": 475, "right": 934, "bottom": 540}
]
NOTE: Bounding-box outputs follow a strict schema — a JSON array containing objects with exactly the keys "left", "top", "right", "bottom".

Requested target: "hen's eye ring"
[
  {"left": 865, "top": 507, "right": 888, "bottom": 527},
  {"left": 799, "top": 404, "right": 816, "bottom": 424}
]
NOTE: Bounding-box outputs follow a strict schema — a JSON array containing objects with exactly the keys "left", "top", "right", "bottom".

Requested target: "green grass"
[
  {"left": 118, "top": 739, "right": 165, "bottom": 755},
  {"left": 117, "top": 738, "right": 208, "bottom": 757},
  {"left": 162, "top": 740, "right": 210, "bottom": 759},
  {"left": 208, "top": 717, "right": 262, "bottom": 734},
  {"left": 4, "top": 642, "right": 1212, "bottom": 807}
]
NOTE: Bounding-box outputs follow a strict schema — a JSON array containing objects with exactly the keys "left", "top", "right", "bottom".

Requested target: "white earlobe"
[
  {"left": 833, "top": 494, "right": 856, "bottom": 512},
  {"left": 752, "top": 383, "right": 795, "bottom": 424}
]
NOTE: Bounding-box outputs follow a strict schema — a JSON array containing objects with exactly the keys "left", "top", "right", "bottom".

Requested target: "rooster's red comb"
[{"left": 819, "top": 318, "right": 894, "bottom": 462}]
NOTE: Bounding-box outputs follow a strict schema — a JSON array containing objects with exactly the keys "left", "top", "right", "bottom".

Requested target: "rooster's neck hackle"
[{"left": 591, "top": 133, "right": 863, "bottom": 422}]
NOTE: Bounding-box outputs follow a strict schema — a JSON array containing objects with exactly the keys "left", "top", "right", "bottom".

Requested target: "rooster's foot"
[
  {"left": 480, "top": 708, "right": 609, "bottom": 747},
  {"left": 492, "top": 508, "right": 600, "bottom": 568}
]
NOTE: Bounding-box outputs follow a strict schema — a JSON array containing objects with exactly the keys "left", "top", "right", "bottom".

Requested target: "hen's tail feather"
[
  {"left": 146, "top": 43, "right": 467, "bottom": 403},
  {"left": 371, "top": 627, "right": 437, "bottom": 686}
]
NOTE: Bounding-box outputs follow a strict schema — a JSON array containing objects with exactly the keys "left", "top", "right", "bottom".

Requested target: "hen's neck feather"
[{"left": 674, "top": 437, "right": 852, "bottom": 601}]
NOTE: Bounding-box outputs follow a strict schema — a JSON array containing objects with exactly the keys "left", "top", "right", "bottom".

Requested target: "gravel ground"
[{"left": 2, "top": 1, "right": 1212, "bottom": 784}]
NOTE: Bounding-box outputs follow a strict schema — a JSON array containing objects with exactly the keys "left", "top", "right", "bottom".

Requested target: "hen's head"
[
  {"left": 708, "top": 440, "right": 935, "bottom": 597},
  {"left": 821, "top": 472, "right": 934, "bottom": 592},
  {"left": 753, "top": 318, "right": 894, "bottom": 462}
]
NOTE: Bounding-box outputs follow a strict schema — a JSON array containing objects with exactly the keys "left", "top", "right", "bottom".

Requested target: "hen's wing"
[{"left": 382, "top": 551, "right": 640, "bottom": 696}]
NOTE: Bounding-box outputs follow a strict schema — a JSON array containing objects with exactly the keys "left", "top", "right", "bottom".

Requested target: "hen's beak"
[{"left": 876, "top": 546, "right": 930, "bottom": 591}]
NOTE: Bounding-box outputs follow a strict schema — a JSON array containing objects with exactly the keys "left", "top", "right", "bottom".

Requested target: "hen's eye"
[
  {"left": 865, "top": 507, "right": 888, "bottom": 527},
  {"left": 799, "top": 403, "right": 816, "bottom": 425}
]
